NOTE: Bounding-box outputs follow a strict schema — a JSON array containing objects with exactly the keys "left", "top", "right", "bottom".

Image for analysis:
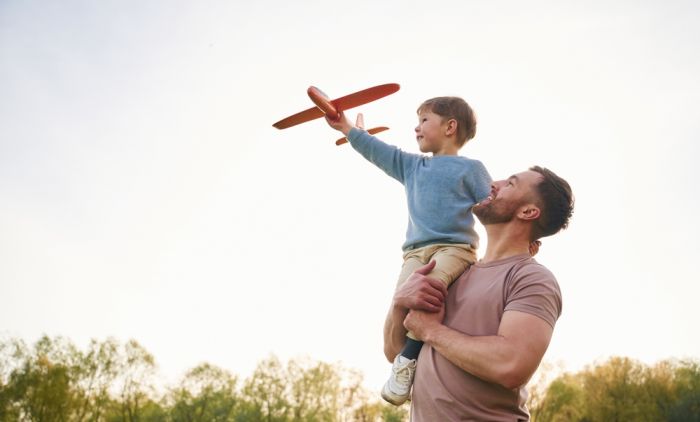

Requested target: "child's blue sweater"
[{"left": 347, "top": 127, "right": 492, "bottom": 251}]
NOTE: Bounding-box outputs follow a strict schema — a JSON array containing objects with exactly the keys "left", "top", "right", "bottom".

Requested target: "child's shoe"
[{"left": 381, "top": 355, "right": 416, "bottom": 405}]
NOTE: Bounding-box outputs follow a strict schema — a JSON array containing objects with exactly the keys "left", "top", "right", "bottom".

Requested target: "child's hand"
[
  {"left": 355, "top": 113, "right": 365, "bottom": 130},
  {"left": 324, "top": 110, "right": 353, "bottom": 135},
  {"left": 324, "top": 112, "right": 367, "bottom": 136}
]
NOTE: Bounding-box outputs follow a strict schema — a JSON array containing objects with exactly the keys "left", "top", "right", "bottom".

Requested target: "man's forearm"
[
  {"left": 383, "top": 304, "right": 409, "bottom": 362},
  {"left": 423, "top": 325, "right": 524, "bottom": 388},
  {"left": 416, "top": 311, "right": 553, "bottom": 389},
  {"left": 382, "top": 260, "right": 448, "bottom": 362}
]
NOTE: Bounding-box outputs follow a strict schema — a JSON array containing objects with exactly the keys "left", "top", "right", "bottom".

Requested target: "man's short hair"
[
  {"left": 529, "top": 166, "right": 574, "bottom": 240},
  {"left": 417, "top": 97, "right": 476, "bottom": 147}
]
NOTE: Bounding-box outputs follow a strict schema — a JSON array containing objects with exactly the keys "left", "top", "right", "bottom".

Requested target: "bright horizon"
[{"left": 2, "top": 0, "right": 699, "bottom": 390}]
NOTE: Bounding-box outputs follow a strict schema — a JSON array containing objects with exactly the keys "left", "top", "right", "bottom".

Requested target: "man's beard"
[{"left": 474, "top": 199, "right": 518, "bottom": 225}]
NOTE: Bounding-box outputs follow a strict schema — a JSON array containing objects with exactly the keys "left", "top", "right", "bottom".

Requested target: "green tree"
[
  {"left": 287, "top": 358, "right": 341, "bottom": 421},
  {"left": 238, "top": 355, "right": 408, "bottom": 422},
  {"left": 4, "top": 336, "right": 81, "bottom": 421},
  {"left": 668, "top": 359, "right": 700, "bottom": 422},
  {"left": 239, "top": 355, "right": 291, "bottom": 421},
  {"left": 0, "top": 337, "right": 26, "bottom": 420},
  {"left": 71, "top": 338, "right": 121, "bottom": 421},
  {"left": 643, "top": 359, "right": 676, "bottom": 420},
  {"left": 581, "top": 357, "right": 645, "bottom": 421},
  {"left": 0, "top": 336, "right": 410, "bottom": 421},
  {"left": 531, "top": 357, "right": 700, "bottom": 422},
  {"left": 106, "top": 339, "right": 161, "bottom": 422},
  {"left": 167, "top": 362, "right": 239, "bottom": 421},
  {"left": 531, "top": 373, "right": 585, "bottom": 422}
]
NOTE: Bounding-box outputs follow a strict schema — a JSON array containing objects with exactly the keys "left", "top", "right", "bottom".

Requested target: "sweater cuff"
[{"left": 347, "top": 127, "right": 366, "bottom": 142}]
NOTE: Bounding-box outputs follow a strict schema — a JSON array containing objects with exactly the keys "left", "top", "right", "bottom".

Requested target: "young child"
[{"left": 325, "top": 97, "right": 492, "bottom": 406}]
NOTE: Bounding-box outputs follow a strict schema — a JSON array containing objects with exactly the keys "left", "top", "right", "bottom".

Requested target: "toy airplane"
[{"left": 273, "top": 83, "right": 399, "bottom": 146}]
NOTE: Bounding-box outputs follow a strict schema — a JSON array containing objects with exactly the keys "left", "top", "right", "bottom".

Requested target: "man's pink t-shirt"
[{"left": 411, "top": 253, "right": 563, "bottom": 421}]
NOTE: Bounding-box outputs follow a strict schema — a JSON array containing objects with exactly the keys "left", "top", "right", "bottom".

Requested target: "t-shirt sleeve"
[{"left": 504, "top": 263, "right": 562, "bottom": 328}]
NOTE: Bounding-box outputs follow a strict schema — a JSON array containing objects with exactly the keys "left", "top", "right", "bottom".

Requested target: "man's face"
[{"left": 473, "top": 170, "right": 542, "bottom": 225}]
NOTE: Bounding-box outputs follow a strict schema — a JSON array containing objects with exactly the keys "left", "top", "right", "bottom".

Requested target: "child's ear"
[{"left": 445, "top": 119, "right": 458, "bottom": 136}]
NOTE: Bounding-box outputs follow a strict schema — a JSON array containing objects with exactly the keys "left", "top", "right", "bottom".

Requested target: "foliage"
[
  {"left": 7, "top": 335, "right": 699, "bottom": 421},
  {"left": 0, "top": 336, "right": 407, "bottom": 421},
  {"left": 530, "top": 356, "right": 700, "bottom": 422},
  {"left": 3, "top": 336, "right": 699, "bottom": 421},
  {"left": 166, "top": 363, "right": 240, "bottom": 421}
]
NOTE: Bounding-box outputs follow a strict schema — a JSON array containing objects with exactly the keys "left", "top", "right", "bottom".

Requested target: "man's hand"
[
  {"left": 404, "top": 306, "right": 445, "bottom": 341},
  {"left": 384, "top": 260, "right": 448, "bottom": 361},
  {"left": 529, "top": 240, "right": 541, "bottom": 257},
  {"left": 393, "top": 260, "right": 448, "bottom": 313}
]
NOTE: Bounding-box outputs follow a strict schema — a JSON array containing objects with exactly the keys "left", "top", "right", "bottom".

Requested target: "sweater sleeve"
[
  {"left": 467, "top": 160, "right": 493, "bottom": 203},
  {"left": 347, "top": 127, "right": 416, "bottom": 184}
]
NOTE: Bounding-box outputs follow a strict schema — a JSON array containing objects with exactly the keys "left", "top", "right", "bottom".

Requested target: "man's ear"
[
  {"left": 519, "top": 204, "right": 541, "bottom": 221},
  {"left": 445, "top": 119, "right": 458, "bottom": 136}
]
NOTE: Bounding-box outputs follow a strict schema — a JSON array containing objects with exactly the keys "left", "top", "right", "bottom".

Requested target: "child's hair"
[{"left": 417, "top": 96, "right": 477, "bottom": 147}]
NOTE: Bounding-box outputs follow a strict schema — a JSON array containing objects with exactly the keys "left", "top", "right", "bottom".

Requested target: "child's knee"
[
  {"left": 428, "top": 260, "right": 471, "bottom": 286},
  {"left": 426, "top": 268, "right": 458, "bottom": 286}
]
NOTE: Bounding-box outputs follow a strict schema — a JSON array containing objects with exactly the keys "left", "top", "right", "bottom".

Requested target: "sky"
[{"left": 1, "top": 0, "right": 699, "bottom": 391}]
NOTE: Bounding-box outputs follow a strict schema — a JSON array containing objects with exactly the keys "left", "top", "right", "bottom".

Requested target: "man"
[{"left": 383, "top": 166, "right": 574, "bottom": 421}]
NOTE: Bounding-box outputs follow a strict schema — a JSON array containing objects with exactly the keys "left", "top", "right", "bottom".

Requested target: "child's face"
[{"left": 415, "top": 110, "right": 454, "bottom": 154}]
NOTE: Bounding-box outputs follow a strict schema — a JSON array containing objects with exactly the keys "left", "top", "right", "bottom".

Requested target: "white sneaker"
[{"left": 381, "top": 355, "right": 416, "bottom": 406}]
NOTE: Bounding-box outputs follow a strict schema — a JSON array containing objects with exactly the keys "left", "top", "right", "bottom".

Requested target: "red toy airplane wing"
[
  {"left": 272, "top": 106, "right": 325, "bottom": 130},
  {"left": 273, "top": 83, "right": 399, "bottom": 129},
  {"left": 331, "top": 83, "right": 399, "bottom": 114}
]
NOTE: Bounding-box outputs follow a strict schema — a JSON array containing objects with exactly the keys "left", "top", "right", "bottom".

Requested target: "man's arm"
[
  {"left": 383, "top": 302, "right": 410, "bottom": 362},
  {"left": 382, "top": 261, "right": 448, "bottom": 362},
  {"left": 404, "top": 309, "right": 553, "bottom": 389}
]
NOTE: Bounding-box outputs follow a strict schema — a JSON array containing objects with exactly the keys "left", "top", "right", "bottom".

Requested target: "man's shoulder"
[
  {"left": 504, "top": 257, "right": 559, "bottom": 288},
  {"left": 506, "top": 258, "right": 562, "bottom": 306},
  {"left": 512, "top": 257, "right": 555, "bottom": 276},
  {"left": 503, "top": 257, "right": 563, "bottom": 323}
]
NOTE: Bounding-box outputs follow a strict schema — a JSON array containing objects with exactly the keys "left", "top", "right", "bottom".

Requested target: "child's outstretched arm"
[{"left": 337, "top": 112, "right": 413, "bottom": 183}]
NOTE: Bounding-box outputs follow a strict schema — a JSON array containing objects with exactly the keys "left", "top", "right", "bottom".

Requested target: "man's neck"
[{"left": 481, "top": 224, "right": 531, "bottom": 263}]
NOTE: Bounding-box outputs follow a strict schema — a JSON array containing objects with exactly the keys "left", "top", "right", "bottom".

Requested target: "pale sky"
[{"left": 1, "top": 0, "right": 699, "bottom": 390}]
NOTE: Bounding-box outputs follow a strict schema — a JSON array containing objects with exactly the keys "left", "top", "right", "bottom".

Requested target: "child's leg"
[
  {"left": 381, "top": 250, "right": 425, "bottom": 405},
  {"left": 426, "top": 244, "right": 477, "bottom": 286},
  {"left": 393, "top": 251, "right": 425, "bottom": 354},
  {"left": 395, "top": 252, "right": 425, "bottom": 288},
  {"left": 399, "top": 244, "right": 477, "bottom": 359},
  {"left": 382, "top": 244, "right": 476, "bottom": 405}
]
